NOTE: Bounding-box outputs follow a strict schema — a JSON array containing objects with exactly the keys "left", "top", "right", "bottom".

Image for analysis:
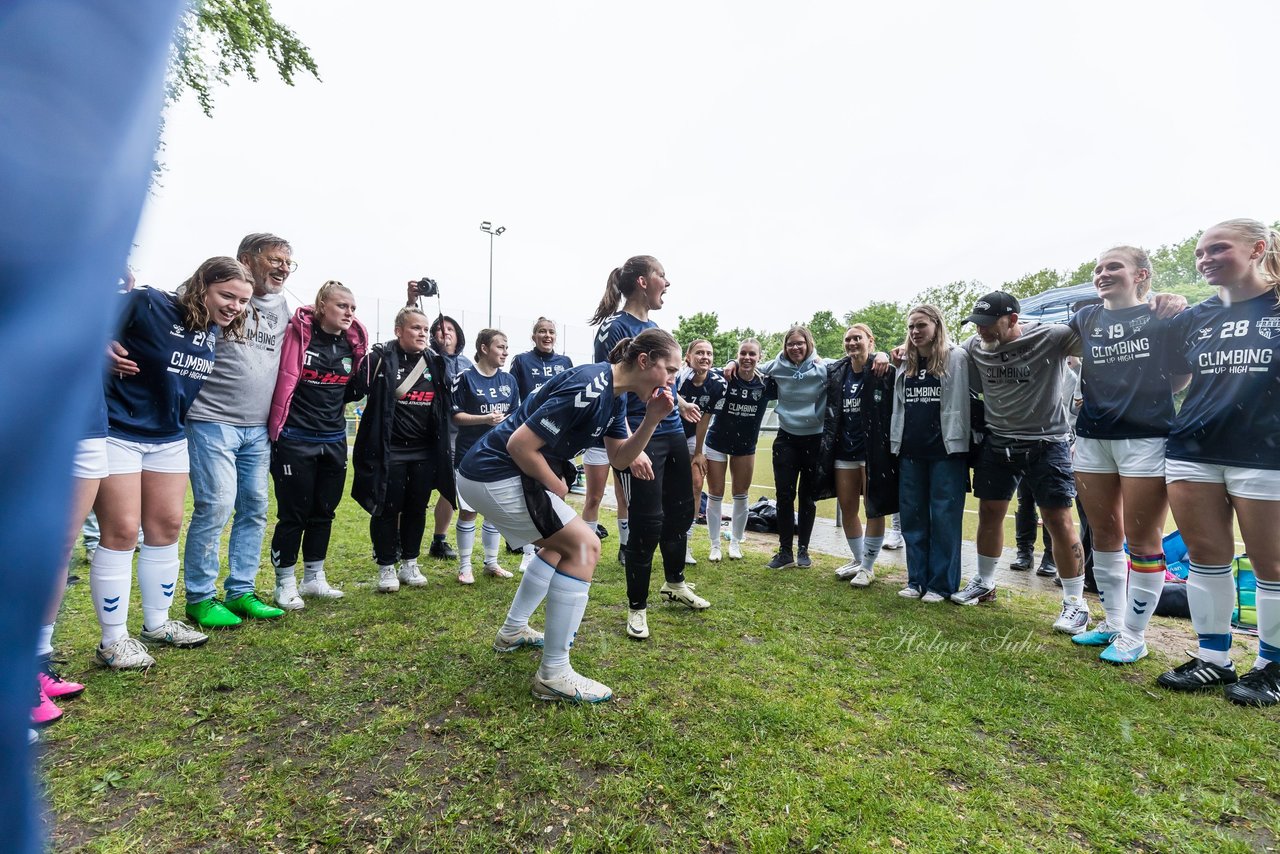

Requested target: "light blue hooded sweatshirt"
[{"left": 758, "top": 350, "right": 828, "bottom": 436}]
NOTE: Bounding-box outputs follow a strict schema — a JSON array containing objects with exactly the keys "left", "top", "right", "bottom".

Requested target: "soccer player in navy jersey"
[
  {"left": 450, "top": 329, "right": 520, "bottom": 583},
  {"left": 267, "top": 281, "right": 369, "bottom": 609},
  {"left": 510, "top": 317, "right": 573, "bottom": 399},
  {"left": 1067, "top": 248, "right": 1189, "bottom": 664},
  {"left": 675, "top": 339, "right": 726, "bottom": 563},
  {"left": 457, "top": 328, "right": 680, "bottom": 702},
  {"left": 588, "top": 257, "right": 707, "bottom": 641},
  {"left": 698, "top": 339, "right": 776, "bottom": 563},
  {"left": 1157, "top": 218, "right": 1280, "bottom": 707},
  {"left": 92, "top": 258, "right": 253, "bottom": 670}
]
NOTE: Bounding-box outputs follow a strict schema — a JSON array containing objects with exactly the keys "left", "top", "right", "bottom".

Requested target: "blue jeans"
[
  {"left": 183, "top": 421, "right": 270, "bottom": 602},
  {"left": 900, "top": 455, "right": 968, "bottom": 597}
]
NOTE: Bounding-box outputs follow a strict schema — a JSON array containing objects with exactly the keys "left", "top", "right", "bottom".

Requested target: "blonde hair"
[
  {"left": 782, "top": 325, "right": 815, "bottom": 362},
  {"left": 1211, "top": 218, "right": 1280, "bottom": 303},
  {"left": 1098, "top": 246, "right": 1154, "bottom": 299},
  {"left": 394, "top": 307, "right": 428, "bottom": 329},
  {"left": 904, "top": 305, "right": 952, "bottom": 378},
  {"left": 314, "top": 280, "right": 353, "bottom": 315},
  {"left": 846, "top": 323, "right": 876, "bottom": 349}
]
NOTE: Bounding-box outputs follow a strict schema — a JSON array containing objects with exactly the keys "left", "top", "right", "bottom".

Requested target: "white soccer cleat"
[
  {"left": 483, "top": 562, "right": 514, "bottom": 579},
  {"left": 627, "top": 608, "right": 650, "bottom": 640},
  {"left": 494, "top": 624, "right": 545, "bottom": 652},
  {"left": 684, "top": 547, "right": 697, "bottom": 566},
  {"left": 531, "top": 668, "right": 613, "bottom": 703},
  {"left": 660, "top": 581, "right": 710, "bottom": 610},
  {"left": 139, "top": 620, "right": 209, "bottom": 649},
  {"left": 708, "top": 543, "right": 722, "bottom": 562},
  {"left": 95, "top": 636, "right": 156, "bottom": 670},
  {"left": 299, "top": 572, "right": 344, "bottom": 600}
]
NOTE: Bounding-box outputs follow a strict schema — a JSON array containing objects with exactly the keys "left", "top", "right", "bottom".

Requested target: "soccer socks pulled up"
[
  {"left": 302, "top": 560, "right": 324, "bottom": 585},
  {"left": 502, "top": 555, "right": 555, "bottom": 635},
  {"left": 1122, "top": 553, "right": 1165, "bottom": 644},
  {"left": 481, "top": 521, "right": 501, "bottom": 564},
  {"left": 1093, "top": 549, "right": 1128, "bottom": 628},
  {"left": 617, "top": 518, "right": 630, "bottom": 547},
  {"left": 36, "top": 624, "right": 55, "bottom": 659},
  {"left": 706, "top": 494, "right": 724, "bottom": 546},
  {"left": 862, "top": 535, "right": 885, "bottom": 570},
  {"left": 456, "top": 519, "right": 477, "bottom": 568},
  {"left": 539, "top": 572, "right": 590, "bottom": 678},
  {"left": 1254, "top": 578, "right": 1280, "bottom": 671},
  {"left": 1188, "top": 562, "right": 1235, "bottom": 666},
  {"left": 846, "top": 536, "right": 865, "bottom": 564},
  {"left": 731, "top": 494, "right": 749, "bottom": 542},
  {"left": 90, "top": 546, "right": 133, "bottom": 646},
  {"left": 977, "top": 554, "right": 999, "bottom": 587},
  {"left": 136, "top": 542, "right": 179, "bottom": 632}
]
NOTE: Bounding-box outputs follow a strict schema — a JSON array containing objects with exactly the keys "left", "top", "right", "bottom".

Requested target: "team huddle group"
[{"left": 29, "top": 217, "right": 1280, "bottom": 726}]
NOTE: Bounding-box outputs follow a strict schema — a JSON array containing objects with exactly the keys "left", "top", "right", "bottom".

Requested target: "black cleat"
[
  {"left": 1157, "top": 656, "right": 1238, "bottom": 692},
  {"left": 429, "top": 539, "right": 458, "bottom": 560},
  {"left": 1224, "top": 661, "right": 1280, "bottom": 707}
]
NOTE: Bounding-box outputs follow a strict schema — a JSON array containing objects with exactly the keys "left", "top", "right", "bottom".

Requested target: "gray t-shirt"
[
  {"left": 186, "top": 292, "right": 289, "bottom": 426},
  {"left": 962, "top": 320, "right": 1080, "bottom": 442}
]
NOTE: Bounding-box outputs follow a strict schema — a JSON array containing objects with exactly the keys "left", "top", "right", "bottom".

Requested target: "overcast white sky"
[{"left": 131, "top": 0, "right": 1280, "bottom": 362}]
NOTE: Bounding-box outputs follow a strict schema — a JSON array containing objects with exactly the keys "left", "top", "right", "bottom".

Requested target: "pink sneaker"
[
  {"left": 38, "top": 659, "right": 85, "bottom": 700},
  {"left": 31, "top": 686, "right": 63, "bottom": 728}
]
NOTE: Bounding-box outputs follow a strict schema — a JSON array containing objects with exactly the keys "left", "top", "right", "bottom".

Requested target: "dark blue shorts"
[{"left": 973, "top": 437, "right": 1075, "bottom": 508}]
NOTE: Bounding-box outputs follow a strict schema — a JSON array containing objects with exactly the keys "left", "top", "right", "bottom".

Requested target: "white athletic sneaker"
[
  {"left": 95, "top": 636, "right": 156, "bottom": 670},
  {"left": 708, "top": 543, "right": 722, "bottom": 562},
  {"left": 727, "top": 539, "right": 743, "bottom": 560},
  {"left": 483, "top": 563, "right": 514, "bottom": 579},
  {"left": 493, "top": 624, "right": 545, "bottom": 652},
  {"left": 299, "top": 572, "right": 344, "bottom": 600},
  {"left": 398, "top": 560, "right": 428, "bottom": 587},
  {"left": 849, "top": 567, "right": 875, "bottom": 588},
  {"left": 274, "top": 577, "right": 305, "bottom": 610},
  {"left": 951, "top": 577, "right": 996, "bottom": 605},
  {"left": 627, "top": 608, "right": 650, "bottom": 640},
  {"left": 140, "top": 620, "right": 209, "bottom": 649},
  {"left": 921, "top": 591, "right": 945, "bottom": 604},
  {"left": 834, "top": 558, "right": 862, "bottom": 580},
  {"left": 898, "top": 586, "right": 922, "bottom": 599},
  {"left": 684, "top": 547, "right": 697, "bottom": 566},
  {"left": 531, "top": 668, "right": 613, "bottom": 703},
  {"left": 1052, "top": 597, "right": 1091, "bottom": 635},
  {"left": 457, "top": 568, "right": 475, "bottom": 585},
  {"left": 883, "top": 529, "right": 904, "bottom": 550},
  {"left": 518, "top": 551, "right": 534, "bottom": 572},
  {"left": 377, "top": 565, "right": 400, "bottom": 593},
  {"left": 660, "top": 581, "right": 710, "bottom": 609}
]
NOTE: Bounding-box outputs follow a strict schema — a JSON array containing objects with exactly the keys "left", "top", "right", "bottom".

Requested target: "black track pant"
[
  {"left": 270, "top": 439, "right": 348, "bottom": 567},
  {"left": 619, "top": 431, "right": 694, "bottom": 609},
  {"left": 772, "top": 429, "right": 821, "bottom": 552},
  {"left": 369, "top": 456, "right": 438, "bottom": 566}
]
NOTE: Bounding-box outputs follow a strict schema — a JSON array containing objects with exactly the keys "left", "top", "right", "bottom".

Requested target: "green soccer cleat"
[
  {"left": 185, "top": 598, "right": 243, "bottom": 629},
  {"left": 224, "top": 592, "right": 285, "bottom": 620}
]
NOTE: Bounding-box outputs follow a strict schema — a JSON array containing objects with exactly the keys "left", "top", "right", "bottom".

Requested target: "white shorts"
[
  {"left": 1074, "top": 436, "right": 1166, "bottom": 478},
  {"left": 105, "top": 436, "right": 189, "bottom": 475},
  {"left": 1165, "top": 459, "right": 1280, "bottom": 501},
  {"left": 73, "top": 438, "right": 110, "bottom": 480},
  {"left": 835, "top": 459, "right": 865, "bottom": 471},
  {"left": 582, "top": 446, "right": 610, "bottom": 467},
  {"left": 453, "top": 469, "right": 476, "bottom": 513},
  {"left": 456, "top": 473, "right": 577, "bottom": 547},
  {"left": 703, "top": 445, "right": 728, "bottom": 464}
]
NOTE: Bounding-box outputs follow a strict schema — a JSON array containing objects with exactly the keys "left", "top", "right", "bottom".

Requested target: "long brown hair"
[
  {"left": 589, "top": 255, "right": 658, "bottom": 326},
  {"left": 178, "top": 257, "right": 251, "bottom": 339}
]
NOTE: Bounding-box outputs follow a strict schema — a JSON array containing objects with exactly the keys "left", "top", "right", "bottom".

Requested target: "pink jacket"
[{"left": 268, "top": 305, "right": 370, "bottom": 441}]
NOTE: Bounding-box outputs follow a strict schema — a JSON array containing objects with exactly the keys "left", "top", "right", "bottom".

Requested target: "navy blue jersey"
[
  {"left": 105, "top": 287, "right": 218, "bottom": 442},
  {"left": 836, "top": 366, "right": 868, "bottom": 460},
  {"left": 84, "top": 372, "right": 109, "bottom": 441},
  {"left": 706, "top": 373, "right": 777, "bottom": 456},
  {"left": 901, "top": 369, "right": 948, "bottom": 459},
  {"left": 450, "top": 367, "right": 520, "bottom": 465},
  {"left": 510, "top": 349, "right": 573, "bottom": 399},
  {"left": 1166, "top": 292, "right": 1280, "bottom": 469},
  {"left": 460, "top": 362, "right": 628, "bottom": 482},
  {"left": 675, "top": 367, "right": 728, "bottom": 439},
  {"left": 594, "top": 311, "right": 682, "bottom": 436},
  {"left": 1070, "top": 303, "right": 1179, "bottom": 439}
]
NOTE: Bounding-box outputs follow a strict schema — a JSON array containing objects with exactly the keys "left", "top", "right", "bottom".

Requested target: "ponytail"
[
  {"left": 588, "top": 255, "right": 658, "bottom": 326},
  {"left": 608, "top": 328, "right": 678, "bottom": 366}
]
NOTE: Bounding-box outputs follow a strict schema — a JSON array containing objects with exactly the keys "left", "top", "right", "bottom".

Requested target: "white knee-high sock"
[
  {"left": 539, "top": 572, "right": 590, "bottom": 678},
  {"left": 36, "top": 624, "right": 55, "bottom": 659},
  {"left": 502, "top": 555, "right": 555, "bottom": 633},
  {"left": 1121, "top": 552, "right": 1165, "bottom": 644},
  {"left": 456, "top": 519, "right": 476, "bottom": 569},
  {"left": 707, "top": 495, "right": 724, "bottom": 546},
  {"left": 1254, "top": 578, "right": 1280, "bottom": 670},
  {"left": 617, "top": 518, "right": 629, "bottom": 546},
  {"left": 1188, "top": 562, "right": 1235, "bottom": 666},
  {"left": 481, "top": 521, "right": 501, "bottom": 564},
  {"left": 137, "top": 542, "right": 179, "bottom": 632},
  {"left": 91, "top": 546, "right": 134, "bottom": 646},
  {"left": 1092, "top": 550, "right": 1127, "bottom": 628},
  {"left": 862, "top": 535, "right": 885, "bottom": 569},
  {"left": 731, "top": 494, "right": 749, "bottom": 542}
]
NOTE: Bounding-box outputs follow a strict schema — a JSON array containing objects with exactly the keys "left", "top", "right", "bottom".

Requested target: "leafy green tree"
[
  {"left": 909, "top": 280, "right": 986, "bottom": 342},
  {"left": 845, "top": 301, "right": 906, "bottom": 352},
  {"left": 806, "top": 310, "right": 847, "bottom": 359},
  {"left": 170, "top": 0, "right": 320, "bottom": 116},
  {"left": 1062, "top": 258, "right": 1096, "bottom": 287},
  {"left": 671, "top": 311, "right": 738, "bottom": 364},
  {"left": 1150, "top": 232, "right": 1201, "bottom": 288},
  {"left": 1003, "top": 268, "right": 1061, "bottom": 301}
]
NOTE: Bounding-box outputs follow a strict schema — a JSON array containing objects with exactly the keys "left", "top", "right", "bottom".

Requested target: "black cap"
[{"left": 966, "top": 292, "right": 1020, "bottom": 326}]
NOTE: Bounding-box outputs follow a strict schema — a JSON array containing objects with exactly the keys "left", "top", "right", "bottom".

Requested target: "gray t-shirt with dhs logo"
[
  {"left": 961, "top": 320, "right": 1081, "bottom": 443},
  {"left": 186, "top": 292, "right": 289, "bottom": 426}
]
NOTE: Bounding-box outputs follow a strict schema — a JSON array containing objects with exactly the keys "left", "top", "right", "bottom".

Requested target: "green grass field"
[{"left": 38, "top": 466, "right": 1277, "bottom": 852}]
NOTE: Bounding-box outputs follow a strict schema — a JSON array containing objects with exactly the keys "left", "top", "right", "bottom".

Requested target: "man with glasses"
[{"left": 180, "top": 233, "right": 296, "bottom": 627}]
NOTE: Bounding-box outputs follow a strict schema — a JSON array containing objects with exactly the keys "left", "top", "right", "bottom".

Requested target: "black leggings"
[
  {"left": 270, "top": 438, "right": 348, "bottom": 567},
  {"left": 369, "top": 456, "right": 438, "bottom": 565},
  {"left": 772, "top": 428, "right": 821, "bottom": 552},
  {"left": 619, "top": 431, "right": 694, "bottom": 609}
]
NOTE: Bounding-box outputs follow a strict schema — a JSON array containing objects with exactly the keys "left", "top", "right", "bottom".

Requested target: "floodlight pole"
[{"left": 479, "top": 221, "right": 506, "bottom": 326}]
